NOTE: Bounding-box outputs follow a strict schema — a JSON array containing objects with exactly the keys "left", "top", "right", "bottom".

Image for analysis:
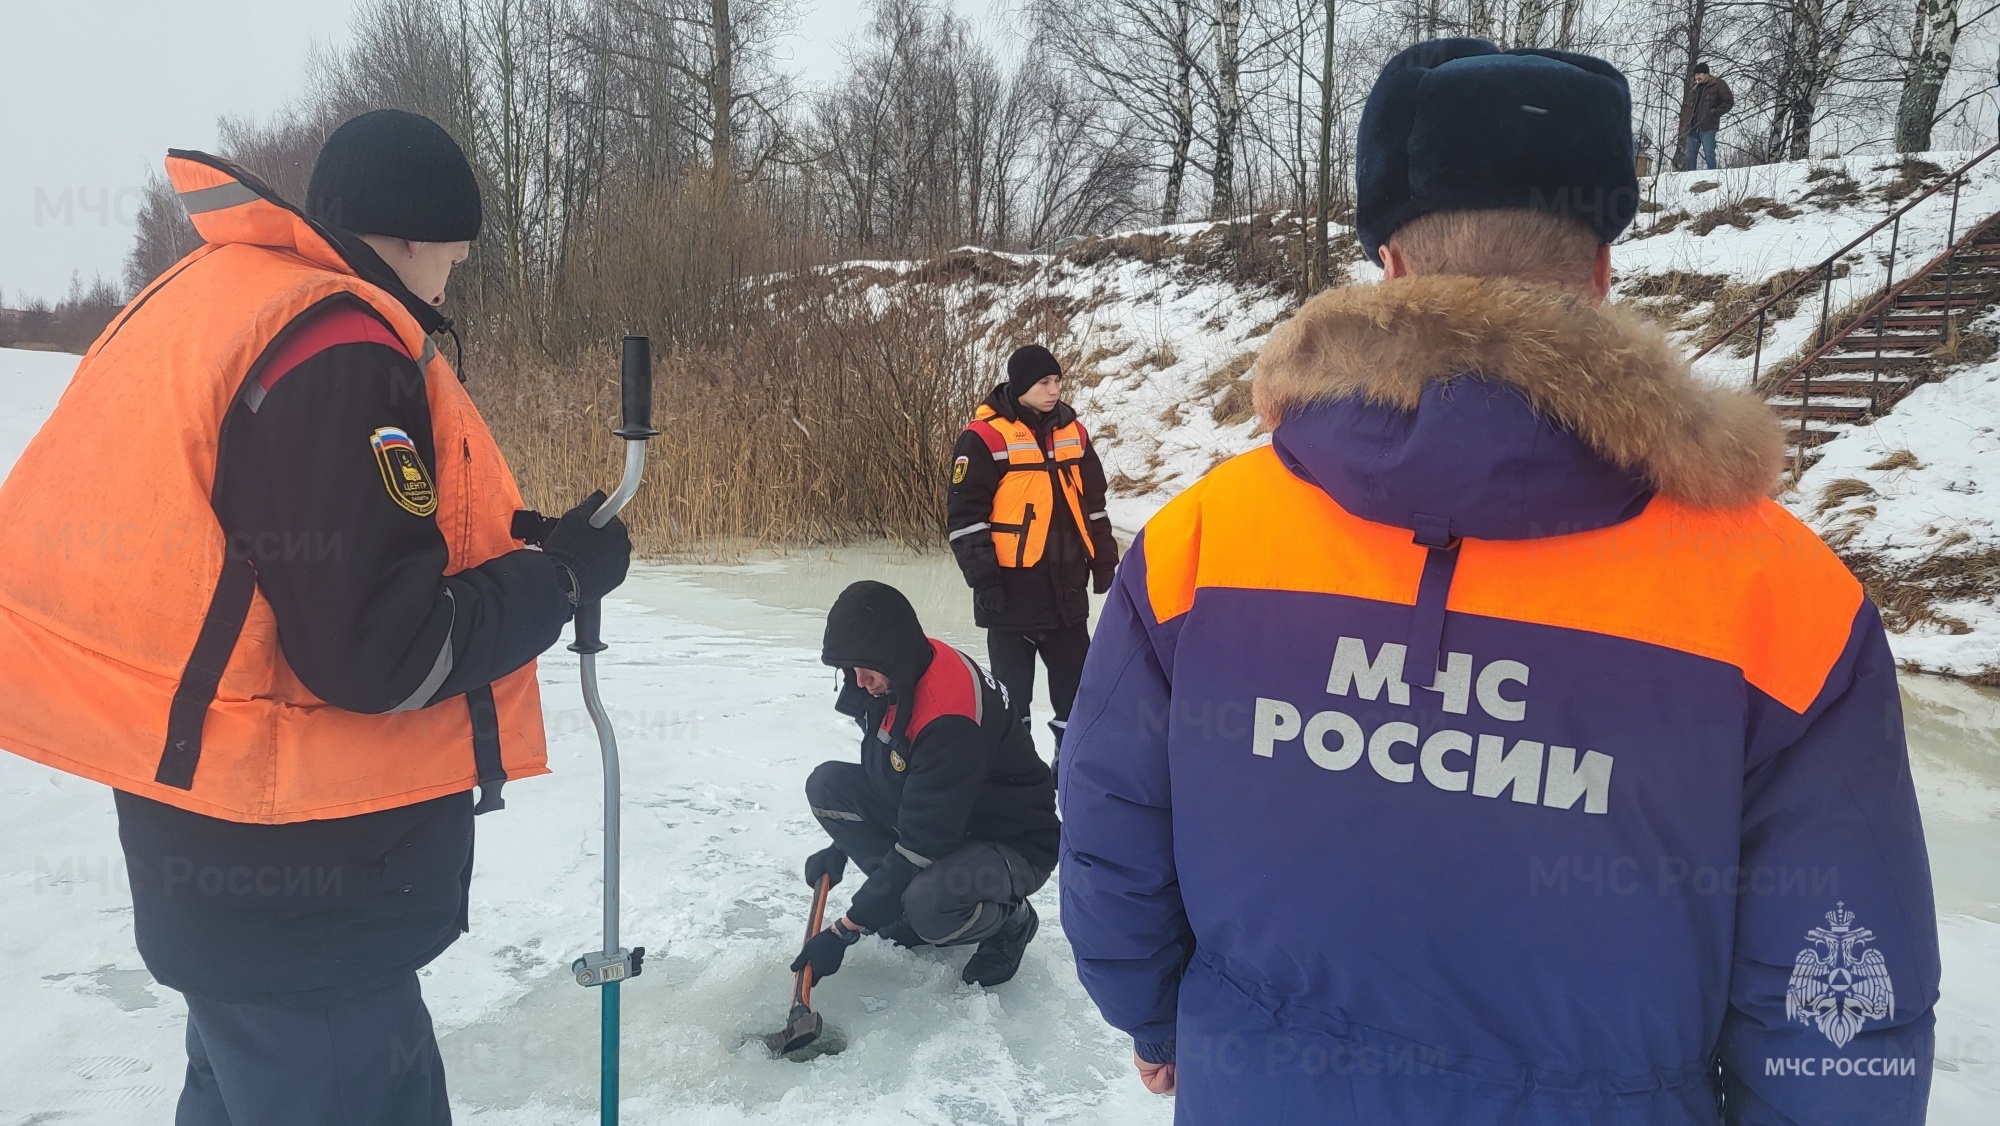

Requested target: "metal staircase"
[{"left": 1689, "top": 144, "right": 2000, "bottom": 472}]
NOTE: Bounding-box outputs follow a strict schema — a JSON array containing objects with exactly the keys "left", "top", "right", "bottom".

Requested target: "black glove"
[
  {"left": 541, "top": 491, "right": 632, "bottom": 605},
  {"left": 975, "top": 585, "right": 1006, "bottom": 614},
  {"left": 804, "top": 846, "right": 848, "bottom": 889},
  {"left": 790, "top": 919, "right": 864, "bottom": 980},
  {"left": 1092, "top": 566, "right": 1116, "bottom": 595}
]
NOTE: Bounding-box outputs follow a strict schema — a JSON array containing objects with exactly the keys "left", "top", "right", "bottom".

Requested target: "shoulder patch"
[
  {"left": 952, "top": 455, "right": 969, "bottom": 484},
  {"left": 370, "top": 426, "right": 438, "bottom": 517}
]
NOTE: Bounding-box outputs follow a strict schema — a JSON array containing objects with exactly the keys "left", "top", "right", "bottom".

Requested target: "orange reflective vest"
[
  {"left": 964, "top": 405, "right": 1095, "bottom": 569},
  {"left": 0, "top": 151, "right": 548, "bottom": 825}
]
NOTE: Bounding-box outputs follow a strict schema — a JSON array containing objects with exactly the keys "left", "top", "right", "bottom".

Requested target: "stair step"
[
  {"left": 1769, "top": 401, "right": 1871, "bottom": 422},
  {"left": 1780, "top": 425, "right": 1847, "bottom": 448},
  {"left": 1834, "top": 334, "right": 1943, "bottom": 350},
  {"left": 1869, "top": 314, "right": 1954, "bottom": 328},
  {"left": 1772, "top": 378, "right": 1913, "bottom": 396},
  {"left": 1894, "top": 291, "right": 1993, "bottom": 307},
  {"left": 1812, "top": 355, "right": 1932, "bottom": 371}
]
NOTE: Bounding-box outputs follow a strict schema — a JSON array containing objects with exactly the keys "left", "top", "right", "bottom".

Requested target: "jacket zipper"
[
  {"left": 459, "top": 436, "right": 474, "bottom": 561},
  {"left": 1016, "top": 502, "right": 1035, "bottom": 568}
]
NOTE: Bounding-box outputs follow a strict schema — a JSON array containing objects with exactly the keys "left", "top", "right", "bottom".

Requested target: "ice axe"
[
  {"left": 568, "top": 335, "right": 659, "bottom": 1126},
  {"left": 764, "top": 873, "right": 835, "bottom": 1056}
]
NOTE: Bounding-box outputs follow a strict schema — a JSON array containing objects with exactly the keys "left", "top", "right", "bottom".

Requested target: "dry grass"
[
  {"left": 1622, "top": 266, "right": 1823, "bottom": 355},
  {"left": 1843, "top": 547, "right": 2000, "bottom": 637},
  {"left": 1815, "top": 477, "right": 1878, "bottom": 514},
  {"left": 1687, "top": 197, "right": 1800, "bottom": 236},
  {"left": 477, "top": 282, "right": 987, "bottom": 557},
  {"left": 1868, "top": 449, "right": 1923, "bottom": 471}
]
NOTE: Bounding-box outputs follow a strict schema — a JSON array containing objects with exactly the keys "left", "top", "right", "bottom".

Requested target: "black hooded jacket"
[
  {"left": 946, "top": 385, "right": 1119, "bottom": 631},
  {"left": 820, "top": 582, "right": 1060, "bottom": 930}
]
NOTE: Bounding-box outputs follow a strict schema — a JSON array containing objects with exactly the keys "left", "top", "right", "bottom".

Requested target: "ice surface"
[{"left": 4, "top": 316, "right": 1998, "bottom": 1126}]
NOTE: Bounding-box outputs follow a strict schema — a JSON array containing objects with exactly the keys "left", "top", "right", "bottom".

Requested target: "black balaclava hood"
[{"left": 822, "top": 582, "right": 936, "bottom": 739}]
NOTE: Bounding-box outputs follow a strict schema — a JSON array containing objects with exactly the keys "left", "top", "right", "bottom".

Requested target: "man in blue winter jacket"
[{"left": 1058, "top": 38, "right": 1940, "bottom": 1124}]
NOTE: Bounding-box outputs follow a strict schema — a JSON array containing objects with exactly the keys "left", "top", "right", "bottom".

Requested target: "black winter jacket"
[
  {"left": 114, "top": 228, "right": 574, "bottom": 1000},
  {"left": 821, "top": 581, "right": 1060, "bottom": 931},
  {"left": 946, "top": 385, "right": 1119, "bottom": 631}
]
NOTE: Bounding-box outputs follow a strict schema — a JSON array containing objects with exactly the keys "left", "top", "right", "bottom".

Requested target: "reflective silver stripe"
[
  {"left": 390, "top": 590, "right": 456, "bottom": 712},
  {"left": 948, "top": 522, "right": 990, "bottom": 541},
  {"left": 177, "top": 182, "right": 261, "bottom": 214},
  {"left": 990, "top": 450, "right": 1008, "bottom": 460},
  {"left": 812, "top": 805, "right": 865, "bottom": 823},
  {"left": 936, "top": 901, "right": 985, "bottom": 944},
  {"left": 1088, "top": 510, "right": 1110, "bottom": 521},
  {"left": 953, "top": 648, "right": 985, "bottom": 725},
  {"left": 418, "top": 336, "right": 438, "bottom": 367},
  {"left": 895, "top": 843, "right": 934, "bottom": 868},
  {"left": 242, "top": 380, "right": 268, "bottom": 413}
]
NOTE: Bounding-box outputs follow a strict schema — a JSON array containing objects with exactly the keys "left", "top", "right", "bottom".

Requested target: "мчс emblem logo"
[
  {"left": 1786, "top": 901, "right": 1895, "bottom": 1048},
  {"left": 952, "top": 455, "right": 969, "bottom": 484},
  {"left": 370, "top": 427, "right": 438, "bottom": 517}
]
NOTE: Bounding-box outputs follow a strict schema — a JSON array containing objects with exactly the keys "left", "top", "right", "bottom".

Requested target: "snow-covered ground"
[{"left": 4, "top": 257, "right": 1999, "bottom": 1121}]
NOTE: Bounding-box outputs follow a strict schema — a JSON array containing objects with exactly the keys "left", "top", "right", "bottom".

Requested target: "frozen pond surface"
[{"left": 0, "top": 348, "right": 1996, "bottom": 1122}]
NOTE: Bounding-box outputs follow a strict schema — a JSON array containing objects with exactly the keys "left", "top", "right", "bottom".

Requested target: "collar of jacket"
[
  {"left": 163, "top": 149, "right": 451, "bottom": 340},
  {"left": 319, "top": 225, "right": 453, "bottom": 337},
  {"left": 1252, "top": 275, "right": 1783, "bottom": 540},
  {"left": 981, "top": 383, "right": 1077, "bottom": 432}
]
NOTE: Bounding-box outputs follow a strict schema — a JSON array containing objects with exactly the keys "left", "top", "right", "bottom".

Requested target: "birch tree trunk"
[
  {"left": 1211, "top": 0, "right": 1242, "bottom": 218},
  {"left": 1164, "top": 0, "right": 1196, "bottom": 223},
  {"left": 1313, "top": 0, "right": 1336, "bottom": 291},
  {"left": 1896, "top": 0, "right": 1961, "bottom": 152}
]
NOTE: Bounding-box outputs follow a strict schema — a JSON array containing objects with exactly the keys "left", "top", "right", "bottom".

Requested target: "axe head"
[{"left": 763, "top": 1004, "right": 823, "bottom": 1056}]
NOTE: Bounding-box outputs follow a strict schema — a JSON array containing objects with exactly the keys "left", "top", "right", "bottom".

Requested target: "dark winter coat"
[
  {"left": 114, "top": 227, "right": 573, "bottom": 1001},
  {"left": 1682, "top": 76, "right": 1734, "bottom": 134},
  {"left": 821, "top": 581, "right": 1059, "bottom": 931},
  {"left": 1060, "top": 276, "right": 1938, "bottom": 1123},
  {"left": 946, "top": 385, "right": 1118, "bottom": 632}
]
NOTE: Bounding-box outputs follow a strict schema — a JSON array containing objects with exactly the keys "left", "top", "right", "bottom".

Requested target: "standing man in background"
[
  {"left": 0, "top": 110, "right": 630, "bottom": 1123},
  {"left": 947, "top": 344, "right": 1119, "bottom": 777},
  {"left": 1681, "top": 62, "right": 1733, "bottom": 170}
]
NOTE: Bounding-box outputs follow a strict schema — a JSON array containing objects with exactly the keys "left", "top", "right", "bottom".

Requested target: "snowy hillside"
[{"left": 815, "top": 153, "right": 2000, "bottom": 679}]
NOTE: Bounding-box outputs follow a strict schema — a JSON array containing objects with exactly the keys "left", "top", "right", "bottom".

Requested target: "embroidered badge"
[
  {"left": 1786, "top": 901, "right": 1895, "bottom": 1048},
  {"left": 370, "top": 427, "right": 438, "bottom": 517},
  {"left": 951, "top": 455, "right": 969, "bottom": 484},
  {"left": 889, "top": 749, "right": 907, "bottom": 772}
]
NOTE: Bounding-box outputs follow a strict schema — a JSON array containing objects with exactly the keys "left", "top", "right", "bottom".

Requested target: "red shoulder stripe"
[
  {"left": 256, "top": 305, "right": 409, "bottom": 393},
  {"left": 965, "top": 419, "right": 1007, "bottom": 455},
  {"left": 908, "top": 639, "right": 983, "bottom": 735}
]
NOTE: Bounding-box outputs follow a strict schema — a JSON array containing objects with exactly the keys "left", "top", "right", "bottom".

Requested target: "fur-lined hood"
[{"left": 1253, "top": 275, "right": 1783, "bottom": 510}]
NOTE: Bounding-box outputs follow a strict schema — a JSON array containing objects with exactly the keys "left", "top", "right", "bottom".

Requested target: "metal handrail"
[
  {"left": 1689, "top": 141, "right": 2000, "bottom": 363},
  {"left": 1772, "top": 217, "right": 1993, "bottom": 391}
]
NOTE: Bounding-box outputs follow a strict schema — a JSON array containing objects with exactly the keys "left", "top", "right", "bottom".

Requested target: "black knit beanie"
[
  {"left": 307, "top": 110, "right": 483, "bottom": 242},
  {"left": 1006, "top": 344, "right": 1062, "bottom": 398}
]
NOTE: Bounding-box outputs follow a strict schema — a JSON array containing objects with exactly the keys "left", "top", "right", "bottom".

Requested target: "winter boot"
[
  {"left": 960, "top": 901, "right": 1038, "bottom": 987},
  {"left": 878, "top": 916, "right": 926, "bottom": 949}
]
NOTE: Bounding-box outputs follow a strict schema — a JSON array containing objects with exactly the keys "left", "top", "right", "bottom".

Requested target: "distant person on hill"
[
  {"left": 1059, "top": 38, "right": 1938, "bottom": 1122},
  {"left": 0, "top": 110, "right": 630, "bottom": 1123},
  {"left": 1682, "top": 61, "right": 1733, "bottom": 170},
  {"left": 946, "top": 344, "right": 1120, "bottom": 778},
  {"left": 792, "top": 581, "right": 1060, "bottom": 988}
]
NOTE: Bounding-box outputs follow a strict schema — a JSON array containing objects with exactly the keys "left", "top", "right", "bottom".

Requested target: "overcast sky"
[{"left": 0, "top": 1, "right": 1013, "bottom": 305}]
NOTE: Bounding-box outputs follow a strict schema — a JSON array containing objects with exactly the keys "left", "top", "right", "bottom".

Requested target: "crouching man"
[{"left": 791, "top": 580, "right": 1060, "bottom": 988}]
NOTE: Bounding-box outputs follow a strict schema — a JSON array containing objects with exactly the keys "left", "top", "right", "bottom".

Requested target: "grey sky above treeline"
[{"left": 1, "top": 0, "right": 1005, "bottom": 304}]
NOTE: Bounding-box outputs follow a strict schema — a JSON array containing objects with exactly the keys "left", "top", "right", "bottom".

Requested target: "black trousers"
[
  {"left": 174, "top": 973, "right": 449, "bottom": 1125},
  {"left": 806, "top": 761, "right": 1050, "bottom": 945},
  {"left": 986, "top": 622, "right": 1090, "bottom": 750}
]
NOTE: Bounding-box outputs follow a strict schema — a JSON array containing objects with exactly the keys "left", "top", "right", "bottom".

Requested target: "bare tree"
[{"left": 1896, "top": 0, "right": 1962, "bottom": 150}]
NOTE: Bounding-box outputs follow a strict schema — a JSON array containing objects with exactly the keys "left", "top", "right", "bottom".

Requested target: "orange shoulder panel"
[{"left": 1140, "top": 447, "right": 1860, "bottom": 714}]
